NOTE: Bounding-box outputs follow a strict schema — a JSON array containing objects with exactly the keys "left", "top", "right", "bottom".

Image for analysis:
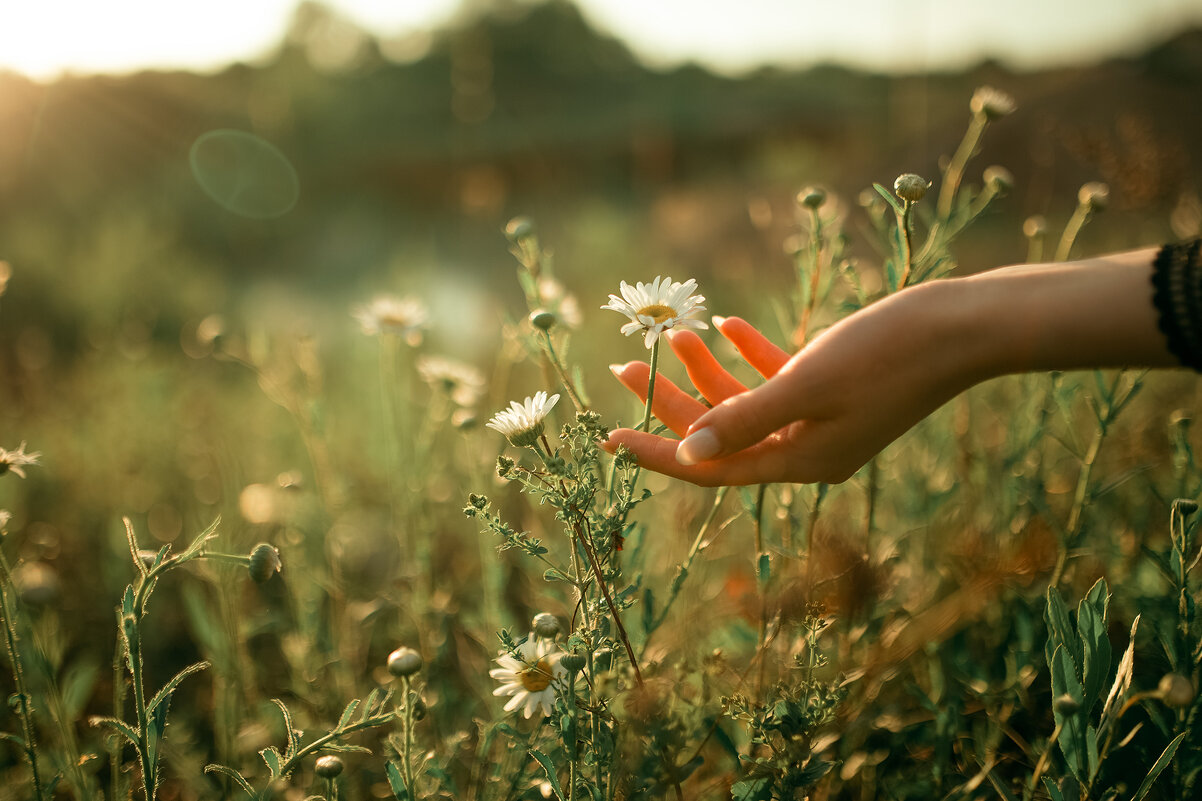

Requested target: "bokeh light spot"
[{"left": 189, "top": 130, "right": 299, "bottom": 219}]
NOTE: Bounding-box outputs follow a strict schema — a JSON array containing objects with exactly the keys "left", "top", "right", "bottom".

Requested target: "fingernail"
[
  {"left": 608, "top": 363, "right": 624, "bottom": 375},
  {"left": 676, "top": 428, "right": 720, "bottom": 465},
  {"left": 712, "top": 315, "right": 727, "bottom": 327}
]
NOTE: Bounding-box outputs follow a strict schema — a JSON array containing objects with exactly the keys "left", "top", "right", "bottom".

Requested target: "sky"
[{"left": 1, "top": 0, "right": 1201, "bottom": 80}]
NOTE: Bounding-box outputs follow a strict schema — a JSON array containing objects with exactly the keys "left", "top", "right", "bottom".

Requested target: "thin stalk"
[
  {"left": 400, "top": 677, "right": 417, "bottom": 798},
  {"left": 0, "top": 553, "right": 46, "bottom": 801},
  {"left": 936, "top": 113, "right": 987, "bottom": 221},
  {"left": 1051, "top": 423, "right": 1106, "bottom": 587},
  {"left": 753, "top": 484, "right": 769, "bottom": 701},
  {"left": 1024, "top": 721, "right": 1064, "bottom": 801},
  {"left": 640, "top": 487, "right": 729, "bottom": 657},
  {"left": 541, "top": 331, "right": 587, "bottom": 413},
  {"left": 1054, "top": 203, "right": 1091, "bottom": 263},
  {"left": 576, "top": 521, "right": 643, "bottom": 687},
  {"left": 898, "top": 201, "right": 915, "bottom": 289},
  {"left": 567, "top": 671, "right": 579, "bottom": 801},
  {"left": 639, "top": 338, "right": 662, "bottom": 433}
]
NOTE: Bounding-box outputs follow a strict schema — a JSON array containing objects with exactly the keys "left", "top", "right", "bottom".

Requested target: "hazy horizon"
[{"left": 2, "top": 0, "right": 1201, "bottom": 82}]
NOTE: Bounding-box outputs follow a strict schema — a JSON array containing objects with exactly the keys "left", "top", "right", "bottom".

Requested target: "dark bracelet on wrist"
[{"left": 1151, "top": 238, "right": 1202, "bottom": 371}]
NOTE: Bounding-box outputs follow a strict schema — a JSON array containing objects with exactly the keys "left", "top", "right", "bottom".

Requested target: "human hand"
[{"left": 601, "top": 282, "right": 981, "bottom": 485}]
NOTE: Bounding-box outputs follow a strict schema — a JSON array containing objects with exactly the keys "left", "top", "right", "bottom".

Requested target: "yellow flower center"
[
  {"left": 519, "top": 659, "right": 553, "bottom": 692},
  {"left": 636, "top": 304, "right": 677, "bottom": 324}
]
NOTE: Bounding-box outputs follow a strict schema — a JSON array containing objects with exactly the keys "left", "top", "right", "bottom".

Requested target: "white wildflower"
[
  {"left": 601, "top": 276, "right": 707, "bottom": 348},
  {"left": 486, "top": 392, "right": 559, "bottom": 448},
  {"left": 490, "top": 637, "right": 565, "bottom": 719},
  {"left": 352, "top": 296, "right": 428, "bottom": 344}
]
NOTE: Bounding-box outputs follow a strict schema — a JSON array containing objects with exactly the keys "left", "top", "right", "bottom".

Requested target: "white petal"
[
  {"left": 503, "top": 692, "right": 526, "bottom": 713},
  {"left": 493, "top": 683, "right": 522, "bottom": 696}
]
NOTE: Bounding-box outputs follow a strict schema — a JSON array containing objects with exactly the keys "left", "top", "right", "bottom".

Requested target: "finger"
[
  {"left": 714, "top": 316, "right": 791, "bottom": 378},
  {"left": 604, "top": 425, "right": 837, "bottom": 487},
  {"left": 676, "top": 371, "right": 811, "bottom": 466},
  {"left": 609, "top": 362, "right": 707, "bottom": 436},
  {"left": 665, "top": 329, "right": 747, "bottom": 404}
]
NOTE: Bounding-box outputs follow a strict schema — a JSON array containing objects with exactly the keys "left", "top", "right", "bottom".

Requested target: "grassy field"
[{"left": 3, "top": 10, "right": 1202, "bottom": 798}]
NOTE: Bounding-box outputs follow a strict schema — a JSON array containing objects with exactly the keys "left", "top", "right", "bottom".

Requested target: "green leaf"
[
  {"left": 1051, "top": 645, "right": 1087, "bottom": 783},
  {"left": 1077, "top": 600, "right": 1108, "bottom": 710},
  {"left": 1130, "top": 731, "right": 1186, "bottom": 801},
  {"left": 124, "top": 517, "right": 147, "bottom": 578},
  {"left": 985, "top": 767, "right": 1018, "bottom": 801},
  {"left": 542, "top": 568, "right": 574, "bottom": 584},
  {"left": 122, "top": 586, "right": 136, "bottom": 620},
  {"left": 272, "top": 698, "right": 299, "bottom": 759},
  {"left": 338, "top": 699, "right": 360, "bottom": 728},
  {"left": 260, "top": 746, "right": 281, "bottom": 778},
  {"left": 179, "top": 517, "right": 221, "bottom": 561},
  {"left": 360, "top": 688, "right": 382, "bottom": 722},
  {"left": 529, "top": 748, "right": 565, "bottom": 800},
  {"left": 731, "top": 775, "right": 772, "bottom": 801},
  {"left": 1042, "top": 776, "right": 1065, "bottom": 801},
  {"left": 1045, "top": 587, "right": 1080, "bottom": 676},
  {"left": 385, "top": 761, "right": 411, "bottom": 800},
  {"left": 148, "top": 661, "right": 209, "bottom": 716},
  {"left": 61, "top": 659, "right": 100, "bottom": 722},
  {"left": 89, "top": 715, "right": 139, "bottom": 746},
  {"left": 0, "top": 732, "right": 25, "bottom": 748},
  {"left": 204, "top": 764, "right": 255, "bottom": 797},
  {"left": 872, "top": 182, "right": 904, "bottom": 214},
  {"left": 757, "top": 554, "right": 771, "bottom": 590}
]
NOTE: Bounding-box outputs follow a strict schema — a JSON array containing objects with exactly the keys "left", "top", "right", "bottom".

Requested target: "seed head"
[
  {"left": 797, "top": 186, "right": 827, "bottom": 210},
  {"left": 1053, "top": 694, "right": 1080, "bottom": 715},
  {"left": 1078, "top": 182, "right": 1110, "bottom": 212},
  {"left": 315, "top": 755, "right": 344, "bottom": 778},
  {"left": 1158, "top": 673, "right": 1194, "bottom": 708},
  {"left": 505, "top": 216, "right": 535, "bottom": 243},
  {"left": 529, "top": 310, "right": 556, "bottom": 331},
  {"left": 248, "top": 544, "right": 282, "bottom": 584},
  {"left": 387, "top": 646, "right": 423, "bottom": 678},
  {"left": 1023, "top": 215, "right": 1047, "bottom": 238},
  {"left": 894, "top": 174, "right": 930, "bottom": 203},
  {"left": 560, "top": 652, "right": 587, "bottom": 674},
  {"left": 532, "top": 612, "right": 560, "bottom": 639},
  {"left": 1174, "top": 499, "right": 1199, "bottom": 517},
  {"left": 970, "top": 86, "right": 1016, "bottom": 120},
  {"left": 983, "top": 165, "right": 1013, "bottom": 194}
]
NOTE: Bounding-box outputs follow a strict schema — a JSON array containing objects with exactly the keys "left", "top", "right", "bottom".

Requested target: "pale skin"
[{"left": 601, "top": 247, "right": 1180, "bottom": 486}]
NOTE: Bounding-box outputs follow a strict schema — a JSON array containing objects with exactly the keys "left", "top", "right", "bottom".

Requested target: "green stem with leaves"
[{"left": 0, "top": 551, "right": 46, "bottom": 801}]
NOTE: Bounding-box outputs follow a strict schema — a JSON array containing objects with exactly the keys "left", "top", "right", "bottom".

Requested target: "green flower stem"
[
  {"left": 639, "top": 338, "right": 661, "bottom": 433},
  {"left": 541, "top": 330, "right": 587, "bottom": 413},
  {"left": 753, "top": 483, "right": 769, "bottom": 700},
  {"left": 574, "top": 517, "right": 643, "bottom": 687},
  {"left": 936, "top": 112, "right": 987, "bottom": 221},
  {"left": 1054, "top": 202, "right": 1091, "bottom": 263},
  {"left": 401, "top": 676, "right": 417, "bottom": 798},
  {"left": 567, "top": 671, "right": 578, "bottom": 801},
  {"left": 1051, "top": 410, "right": 1108, "bottom": 587},
  {"left": 270, "top": 712, "right": 397, "bottom": 788},
  {"left": 898, "top": 201, "right": 915, "bottom": 289},
  {"left": 0, "top": 551, "right": 46, "bottom": 801}
]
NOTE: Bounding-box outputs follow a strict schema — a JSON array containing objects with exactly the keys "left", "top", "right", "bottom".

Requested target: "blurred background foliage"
[{"left": 2, "top": 1, "right": 1202, "bottom": 796}]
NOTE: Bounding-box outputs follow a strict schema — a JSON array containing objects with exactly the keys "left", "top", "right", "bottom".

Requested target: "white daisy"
[
  {"left": 352, "top": 296, "right": 429, "bottom": 344},
  {"left": 490, "top": 637, "right": 565, "bottom": 719},
  {"left": 417, "top": 355, "right": 487, "bottom": 408},
  {"left": 601, "top": 276, "right": 707, "bottom": 348},
  {"left": 0, "top": 442, "right": 40, "bottom": 479},
  {"left": 486, "top": 391, "right": 559, "bottom": 448}
]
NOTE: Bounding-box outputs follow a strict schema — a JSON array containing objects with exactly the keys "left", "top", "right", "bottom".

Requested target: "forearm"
[{"left": 945, "top": 247, "right": 1179, "bottom": 380}]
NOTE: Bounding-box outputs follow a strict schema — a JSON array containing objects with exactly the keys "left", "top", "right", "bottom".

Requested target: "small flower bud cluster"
[
  {"left": 797, "top": 186, "right": 827, "bottom": 210},
  {"left": 532, "top": 612, "right": 560, "bottom": 639},
  {"left": 894, "top": 174, "right": 930, "bottom": 203},
  {"left": 315, "top": 755, "right": 344, "bottom": 778},
  {"left": 1078, "top": 182, "right": 1109, "bottom": 212}
]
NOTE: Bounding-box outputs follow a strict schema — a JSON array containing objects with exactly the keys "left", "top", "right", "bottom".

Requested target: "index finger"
[{"left": 715, "top": 316, "right": 791, "bottom": 378}]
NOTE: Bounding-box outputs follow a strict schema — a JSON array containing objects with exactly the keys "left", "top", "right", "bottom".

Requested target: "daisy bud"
[
  {"left": 505, "top": 216, "right": 535, "bottom": 242},
  {"left": 894, "top": 174, "right": 930, "bottom": 203},
  {"left": 1078, "top": 182, "right": 1110, "bottom": 212},
  {"left": 560, "top": 652, "right": 586, "bottom": 674},
  {"left": 983, "top": 165, "right": 1013, "bottom": 194},
  {"left": 1023, "top": 215, "right": 1047, "bottom": 238},
  {"left": 797, "top": 186, "right": 826, "bottom": 210},
  {"left": 1174, "top": 499, "right": 1199, "bottom": 516},
  {"left": 315, "top": 755, "right": 344, "bottom": 778},
  {"left": 970, "top": 86, "right": 1016, "bottom": 120},
  {"left": 529, "top": 310, "right": 556, "bottom": 331},
  {"left": 387, "top": 646, "right": 424, "bottom": 678},
  {"left": 248, "top": 544, "right": 282, "bottom": 584},
  {"left": 1158, "top": 673, "right": 1194, "bottom": 708},
  {"left": 532, "top": 612, "right": 560, "bottom": 639},
  {"left": 1053, "top": 694, "right": 1080, "bottom": 715},
  {"left": 410, "top": 696, "right": 427, "bottom": 721}
]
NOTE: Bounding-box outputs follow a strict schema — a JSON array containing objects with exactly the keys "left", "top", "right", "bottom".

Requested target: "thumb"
[{"left": 675, "top": 369, "right": 806, "bottom": 465}]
